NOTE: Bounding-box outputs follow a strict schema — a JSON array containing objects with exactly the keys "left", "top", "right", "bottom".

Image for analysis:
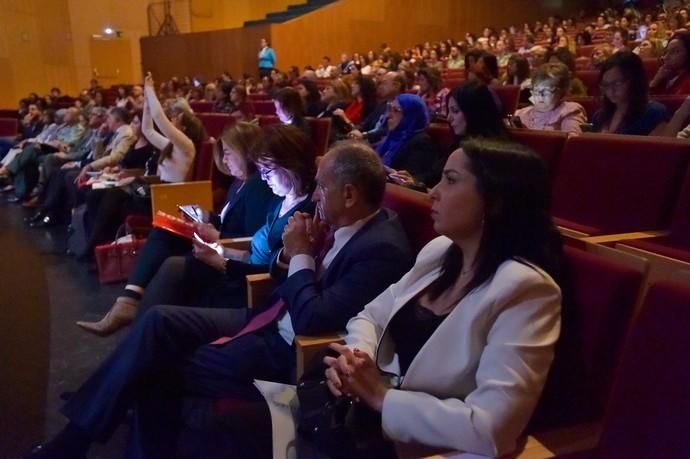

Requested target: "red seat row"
[{"left": 0, "top": 118, "right": 17, "bottom": 137}]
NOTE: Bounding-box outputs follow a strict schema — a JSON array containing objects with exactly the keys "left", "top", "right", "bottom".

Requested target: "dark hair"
[
  {"left": 418, "top": 67, "right": 444, "bottom": 92},
  {"left": 598, "top": 51, "right": 649, "bottom": 124},
  {"left": 160, "top": 111, "right": 207, "bottom": 163},
  {"left": 429, "top": 138, "right": 563, "bottom": 300},
  {"left": 479, "top": 52, "right": 499, "bottom": 79},
  {"left": 355, "top": 76, "right": 377, "bottom": 115},
  {"left": 272, "top": 87, "right": 305, "bottom": 121},
  {"left": 214, "top": 121, "right": 263, "bottom": 176},
  {"left": 547, "top": 47, "right": 577, "bottom": 72},
  {"left": 667, "top": 32, "right": 690, "bottom": 70},
  {"left": 250, "top": 124, "right": 315, "bottom": 196},
  {"left": 464, "top": 49, "right": 483, "bottom": 78},
  {"left": 297, "top": 78, "right": 321, "bottom": 109},
  {"left": 508, "top": 55, "right": 531, "bottom": 82},
  {"left": 576, "top": 31, "right": 592, "bottom": 45},
  {"left": 109, "top": 106, "right": 131, "bottom": 124},
  {"left": 328, "top": 140, "right": 387, "bottom": 208},
  {"left": 449, "top": 81, "right": 508, "bottom": 139},
  {"left": 218, "top": 81, "right": 234, "bottom": 102},
  {"left": 42, "top": 108, "right": 57, "bottom": 124}
]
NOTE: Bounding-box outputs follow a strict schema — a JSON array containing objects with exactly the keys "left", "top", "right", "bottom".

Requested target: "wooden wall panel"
[
  {"left": 140, "top": 0, "right": 586, "bottom": 83},
  {"left": 140, "top": 25, "right": 271, "bottom": 83}
]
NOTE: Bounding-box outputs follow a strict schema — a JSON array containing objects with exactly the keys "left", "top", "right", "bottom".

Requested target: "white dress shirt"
[{"left": 276, "top": 210, "right": 380, "bottom": 344}]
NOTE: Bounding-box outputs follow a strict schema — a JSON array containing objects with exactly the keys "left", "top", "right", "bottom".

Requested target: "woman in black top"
[
  {"left": 273, "top": 87, "right": 311, "bottom": 138},
  {"left": 296, "top": 78, "right": 325, "bottom": 117}
]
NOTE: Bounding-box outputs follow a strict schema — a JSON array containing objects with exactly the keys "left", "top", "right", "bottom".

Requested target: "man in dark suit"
[{"left": 30, "top": 141, "right": 414, "bottom": 458}]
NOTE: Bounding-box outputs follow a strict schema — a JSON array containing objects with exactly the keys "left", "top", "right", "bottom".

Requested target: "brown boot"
[{"left": 76, "top": 297, "right": 139, "bottom": 337}]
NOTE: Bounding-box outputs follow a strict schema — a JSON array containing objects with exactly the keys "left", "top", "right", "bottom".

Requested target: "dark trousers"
[
  {"left": 127, "top": 227, "right": 192, "bottom": 288},
  {"left": 0, "top": 137, "right": 16, "bottom": 159},
  {"left": 82, "top": 187, "right": 152, "bottom": 255},
  {"left": 40, "top": 154, "right": 72, "bottom": 184},
  {"left": 138, "top": 255, "right": 248, "bottom": 313},
  {"left": 39, "top": 167, "right": 80, "bottom": 221},
  {"left": 61, "top": 304, "right": 291, "bottom": 458}
]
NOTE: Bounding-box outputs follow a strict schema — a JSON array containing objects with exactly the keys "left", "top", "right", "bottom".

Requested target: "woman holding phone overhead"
[{"left": 77, "top": 122, "right": 274, "bottom": 336}]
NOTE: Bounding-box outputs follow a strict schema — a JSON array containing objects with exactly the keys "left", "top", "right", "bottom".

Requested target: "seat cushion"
[
  {"left": 552, "top": 216, "right": 603, "bottom": 236},
  {"left": 620, "top": 236, "right": 690, "bottom": 263}
]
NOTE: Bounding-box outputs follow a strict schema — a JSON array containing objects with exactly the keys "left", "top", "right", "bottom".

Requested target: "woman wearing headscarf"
[{"left": 376, "top": 94, "right": 441, "bottom": 189}]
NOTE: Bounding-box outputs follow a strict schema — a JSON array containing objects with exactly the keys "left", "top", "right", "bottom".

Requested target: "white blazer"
[{"left": 344, "top": 236, "right": 562, "bottom": 458}]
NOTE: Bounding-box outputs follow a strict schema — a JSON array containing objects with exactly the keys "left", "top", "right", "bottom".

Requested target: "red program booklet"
[{"left": 152, "top": 211, "right": 196, "bottom": 240}]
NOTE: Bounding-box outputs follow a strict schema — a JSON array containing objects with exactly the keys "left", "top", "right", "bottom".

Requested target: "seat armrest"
[
  {"left": 219, "top": 237, "right": 253, "bottom": 250},
  {"left": 118, "top": 168, "right": 146, "bottom": 178},
  {"left": 246, "top": 273, "right": 274, "bottom": 309},
  {"left": 295, "top": 334, "right": 345, "bottom": 379},
  {"left": 582, "top": 230, "right": 669, "bottom": 245}
]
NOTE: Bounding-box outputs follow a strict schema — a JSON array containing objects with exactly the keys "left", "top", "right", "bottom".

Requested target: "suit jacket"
[
  {"left": 211, "top": 173, "right": 275, "bottom": 239},
  {"left": 64, "top": 128, "right": 95, "bottom": 161},
  {"left": 270, "top": 208, "right": 414, "bottom": 336},
  {"left": 89, "top": 124, "right": 136, "bottom": 170},
  {"left": 344, "top": 236, "right": 562, "bottom": 457}
]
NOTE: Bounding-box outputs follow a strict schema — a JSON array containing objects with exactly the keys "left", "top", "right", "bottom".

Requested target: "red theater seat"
[
  {"left": 576, "top": 45, "right": 596, "bottom": 58},
  {"left": 252, "top": 100, "right": 276, "bottom": 116},
  {"left": 571, "top": 281, "right": 690, "bottom": 458},
  {"left": 306, "top": 117, "right": 331, "bottom": 156},
  {"left": 551, "top": 134, "right": 690, "bottom": 236},
  {"left": 248, "top": 94, "right": 269, "bottom": 101},
  {"left": 564, "top": 96, "right": 600, "bottom": 121},
  {"left": 256, "top": 115, "right": 280, "bottom": 127},
  {"left": 641, "top": 58, "right": 661, "bottom": 82},
  {"left": 381, "top": 183, "right": 436, "bottom": 253},
  {"left": 0, "top": 109, "right": 17, "bottom": 118},
  {"left": 190, "top": 101, "right": 213, "bottom": 113},
  {"left": 575, "top": 70, "right": 600, "bottom": 96},
  {"left": 530, "top": 246, "right": 644, "bottom": 430},
  {"left": 0, "top": 118, "right": 17, "bottom": 137},
  {"left": 196, "top": 113, "right": 235, "bottom": 139},
  {"left": 492, "top": 85, "right": 520, "bottom": 115},
  {"left": 193, "top": 141, "right": 215, "bottom": 181},
  {"left": 509, "top": 128, "right": 567, "bottom": 186},
  {"left": 426, "top": 123, "right": 455, "bottom": 154}
]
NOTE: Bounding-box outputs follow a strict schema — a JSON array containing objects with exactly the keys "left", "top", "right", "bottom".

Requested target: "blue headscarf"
[{"left": 376, "top": 94, "right": 430, "bottom": 167}]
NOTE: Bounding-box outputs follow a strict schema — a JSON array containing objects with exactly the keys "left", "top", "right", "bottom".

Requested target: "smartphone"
[
  {"left": 193, "top": 78, "right": 201, "bottom": 88},
  {"left": 178, "top": 205, "right": 203, "bottom": 223}
]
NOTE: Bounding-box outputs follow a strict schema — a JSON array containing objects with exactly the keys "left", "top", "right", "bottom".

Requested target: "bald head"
[
  {"left": 63, "top": 107, "right": 80, "bottom": 124},
  {"left": 377, "top": 71, "right": 405, "bottom": 100}
]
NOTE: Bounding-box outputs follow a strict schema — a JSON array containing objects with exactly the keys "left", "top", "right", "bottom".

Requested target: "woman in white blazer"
[{"left": 323, "top": 137, "right": 564, "bottom": 458}]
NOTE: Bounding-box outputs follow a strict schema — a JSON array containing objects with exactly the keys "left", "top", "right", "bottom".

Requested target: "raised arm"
[
  {"left": 143, "top": 73, "right": 194, "bottom": 154},
  {"left": 141, "top": 96, "right": 169, "bottom": 151}
]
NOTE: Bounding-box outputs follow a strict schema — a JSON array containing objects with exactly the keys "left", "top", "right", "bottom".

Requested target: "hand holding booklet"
[{"left": 152, "top": 211, "right": 197, "bottom": 240}]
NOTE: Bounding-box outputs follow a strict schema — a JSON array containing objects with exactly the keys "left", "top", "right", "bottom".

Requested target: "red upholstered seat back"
[
  {"left": 669, "top": 166, "right": 690, "bottom": 245},
  {"left": 382, "top": 183, "right": 436, "bottom": 253},
  {"left": 596, "top": 281, "right": 690, "bottom": 458},
  {"left": 193, "top": 141, "right": 215, "bottom": 181},
  {"left": 190, "top": 101, "right": 213, "bottom": 113},
  {"left": 530, "top": 246, "right": 644, "bottom": 430},
  {"left": 0, "top": 109, "right": 18, "bottom": 118},
  {"left": 252, "top": 100, "right": 276, "bottom": 116},
  {"left": 509, "top": 128, "right": 567, "bottom": 187},
  {"left": 196, "top": 113, "right": 235, "bottom": 139},
  {"left": 576, "top": 44, "right": 596, "bottom": 58},
  {"left": 426, "top": 123, "right": 455, "bottom": 154},
  {"left": 0, "top": 118, "right": 17, "bottom": 137},
  {"left": 551, "top": 134, "right": 690, "bottom": 234},
  {"left": 575, "top": 70, "right": 600, "bottom": 96},
  {"left": 256, "top": 115, "right": 281, "bottom": 127},
  {"left": 564, "top": 96, "right": 600, "bottom": 120},
  {"left": 248, "top": 94, "right": 269, "bottom": 102},
  {"left": 306, "top": 117, "right": 331, "bottom": 156},
  {"left": 492, "top": 85, "right": 520, "bottom": 115},
  {"left": 641, "top": 58, "right": 661, "bottom": 81}
]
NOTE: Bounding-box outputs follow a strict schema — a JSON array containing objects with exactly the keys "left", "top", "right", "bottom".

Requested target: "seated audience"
[
  {"left": 417, "top": 67, "right": 451, "bottom": 120},
  {"left": 306, "top": 138, "right": 563, "bottom": 458},
  {"left": 448, "top": 80, "right": 510, "bottom": 144},
  {"left": 228, "top": 84, "right": 254, "bottom": 121},
  {"left": 545, "top": 48, "right": 588, "bottom": 96},
  {"left": 513, "top": 63, "right": 588, "bottom": 135},
  {"left": 650, "top": 32, "right": 690, "bottom": 94},
  {"left": 332, "top": 75, "right": 378, "bottom": 137},
  {"left": 295, "top": 78, "right": 325, "bottom": 117},
  {"left": 377, "top": 94, "right": 441, "bottom": 189},
  {"left": 315, "top": 56, "right": 336, "bottom": 78},
  {"left": 611, "top": 27, "right": 630, "bottom": 53},
  {"left": 2, "top": 109, "right": 61, "bottom": 171},
  {"left": 273, "top": 87, "right": 311, "bottom": 136},
  {"left": 591, "top": 43, "right": 614, "bottom": 68},
  {"left": 593, "top": 51, "right": 670, "bottom": 136},
  {"left": 502, "top": 55, "right": 532, "bottom": 104},
  {"left": 213, "top": 81, "right": 235, "bottom": 113},
  {"left": 446, "top": 45, "right": 464, "bottom": 69},
  {"left": 76, "top": 122, "right": 275, "bottom": 336},
  {"left": 350, "top": 71, "right": 406, "bottom": 143},
  {"left": 0, "top": 103, "right": 43, "bottom": 159},
  {"left": 27, "top": 141, "right": 414, "bottom": 459},
  {"left": 316, "top": 78, "right": 351, "bottom": 123}
]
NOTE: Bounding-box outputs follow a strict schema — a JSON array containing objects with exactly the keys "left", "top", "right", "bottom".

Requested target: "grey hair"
[{"left": 328, "top": 140, "right": 387, "bottom": 208}]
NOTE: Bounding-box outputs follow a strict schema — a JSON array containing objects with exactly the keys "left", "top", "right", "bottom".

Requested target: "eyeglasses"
[
  {"left": 258, "top": 166, "right": 276, "bottom": 179},
  {"left": 532, "top": 88, "right": 556, "bottom": 97},
  {"left": 599, "top": 79, "right": 628, "bottom": 91}
]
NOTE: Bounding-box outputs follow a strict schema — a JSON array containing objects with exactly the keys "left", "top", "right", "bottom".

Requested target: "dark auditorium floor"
[{"left": 1, "top": 199, "right": 128, "bottom": 458}]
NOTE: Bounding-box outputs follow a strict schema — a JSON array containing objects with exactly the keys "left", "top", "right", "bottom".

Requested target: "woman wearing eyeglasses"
[
  {"left": 592, "top": 51, "right": 670, "bottom": 136},
  {"left": 512, "top": 63, "right": 588, "bottom": 135}
]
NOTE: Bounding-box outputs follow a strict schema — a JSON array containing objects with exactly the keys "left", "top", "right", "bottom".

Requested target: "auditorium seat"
[
  {"left": 193, "top": 140, "right": 216, "bottom": 181},
  {"left": 529, "top": 245, "right": 645, "bottom": 431},
  {"left": 0, "top": 118, "right": 17, "bottom": 137},
  {"left": 641, "top": 58, "right": 661, "bottom": 82},
  {"left": 575, "top": 57, "right": 592, "bottom": 71},
  {"left": 252, "top": 100, "right": 277, "bottom": 116},
  {"left": 564, "top": 96, "right": 599, "bottom": 120},
  {"left": 509, "top": 128, "right": 567, "bottom": 187},
  {"left": 443, "top": 78, "right": 464, "bottom": 90},
  {"left": 256, "top": 115, "right": 280, "bottom": 127},
  {"left": 574, "top": 70, "right": 599, "bottom": 96},
  {"left": 0, "top": 109, "right": 18, "bottom": 118},
  {"left": 306, "top": 117, "right": 331, "bottom": 156},
  {"left": 492, "top": 85, "right": 521, "bottom": 115},
  {"left": 651, "top": 94, "right": 687, "bottom": 116},
  {"left": 190, "top": 101, "right": 213, "bottom": 113},
  {"left": 551, "top": 134, "right": 690, "bottom": 236},
  {"left": 426, "top": 123, "right": 455, "bottom": 153},
  {"left": 381, "top": 183, "right": 436, "bottom": 253},
  {"left": 248, "top": 94, "right": 269, "bottom": 101},
  {"left": 576, "top": 45, "right": 596, "bottom": 58},
  {"left": 196, "top": 113, "right": 235, "bottom": 139},
  {"left": 558, "top": 281, "right": 690, "bottom": 458}
]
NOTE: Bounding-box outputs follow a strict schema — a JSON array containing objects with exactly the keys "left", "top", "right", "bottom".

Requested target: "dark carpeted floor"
[{"left": 0, "top": 197, "right": 129, "bottom": 458}]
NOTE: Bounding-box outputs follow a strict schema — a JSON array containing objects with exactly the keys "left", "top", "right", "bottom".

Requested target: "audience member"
[
  {"left": 272, "top": 87, "right": 311, "bottom": 136},
  {"left": 350, "top": 71, "right": 405, "bottom": 143},
  {"left": 332, "top": 75, "right": 377, "bottom": 137},
  {"left": 296, "top": 78, "right": 325, "bottom": 117},
  {"left": 650, "top": 32, "right": 690, "bottom": 94},
  {"left": 417, "top": 67, "right": 451, "bottom": 120},
  {"left": 513, "top": 63, "right": 587, "bottom": 134}
]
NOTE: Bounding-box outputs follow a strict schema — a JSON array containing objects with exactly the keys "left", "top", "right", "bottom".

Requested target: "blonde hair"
[
  {"left": 328, "top": 78, "right": 352, "bottom": 104},
  {"left": 213, "top": 122, "right": 263, "bottom": 176},
  {"left": 532, "top": 62, "right": 571, "bottom": 93}
]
